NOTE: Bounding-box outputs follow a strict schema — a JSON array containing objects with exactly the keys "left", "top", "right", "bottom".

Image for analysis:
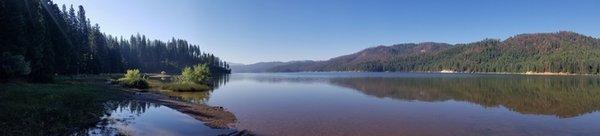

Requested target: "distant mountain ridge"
[
  {"left": 230, "top": 61, "right": 315, "bottom": 73},
  {"left": 235, "top": 31, "right": 600, "bottom": 74}
]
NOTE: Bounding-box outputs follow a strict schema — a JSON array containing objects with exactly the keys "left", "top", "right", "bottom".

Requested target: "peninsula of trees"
[
  {"left": 0, "top": 0, "right": 230, "bottom": 82},
  {"left": 237, "top": 32, "right": 600, "bottom": 74}
]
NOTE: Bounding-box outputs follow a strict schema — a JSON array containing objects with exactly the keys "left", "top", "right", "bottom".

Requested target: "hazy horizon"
[{"left": 53, "top": 0, "right": 600, "bottom": 64}]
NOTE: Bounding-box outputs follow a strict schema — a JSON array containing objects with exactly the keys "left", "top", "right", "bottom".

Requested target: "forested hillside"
[
  {"left": 0, "top": 0, "right": 230, "bottom": 82},
  {"left": 269, "top": 32, "right": 600, "bottom": 74},
  {"left": 230, "top": 61, "right": 315, "bottom": 73}
]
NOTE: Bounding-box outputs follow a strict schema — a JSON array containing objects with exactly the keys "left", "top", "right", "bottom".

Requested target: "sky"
[{"left": 52, "top": 0, "right": 600, "bottom": 64}]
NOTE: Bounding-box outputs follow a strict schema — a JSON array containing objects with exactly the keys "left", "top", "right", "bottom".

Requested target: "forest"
[
  {"left": 268, "top": 32, "right": 600, "bottom": 74},
  {"left": 0, "top": 0, "right": 230, "bottom": 82}
]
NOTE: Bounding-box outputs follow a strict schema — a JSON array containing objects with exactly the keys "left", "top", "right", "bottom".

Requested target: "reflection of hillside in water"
[
  {"left": 329, "top": 76, "right": 600, "bottom": 118},
  {"left": 234, "top": 76, "right": 328, "bottom": 84}
]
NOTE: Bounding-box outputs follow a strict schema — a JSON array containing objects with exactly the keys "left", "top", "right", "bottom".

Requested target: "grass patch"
[
  {"left": 0, "top": 83, "right": 128, "bottom": 135},
  {"left": 161, "top": 82, "right": 211, "bottom": 92}
]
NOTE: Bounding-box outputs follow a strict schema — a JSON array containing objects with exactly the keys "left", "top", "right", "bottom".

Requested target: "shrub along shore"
[{"left": 115, "top": 64, "right": 215, "bottom": 92}]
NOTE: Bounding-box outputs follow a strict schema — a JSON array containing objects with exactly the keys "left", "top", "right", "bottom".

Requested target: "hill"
[
  {"left": 230, "top": 61, "right": 315, "bottom": 73},
  {"left": 268, "top": 31, "right": 600, "bottom": 74}
]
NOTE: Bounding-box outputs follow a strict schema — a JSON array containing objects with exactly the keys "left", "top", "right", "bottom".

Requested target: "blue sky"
[{"left": 53, "top": 0, "right": 600, "bottom": 64}]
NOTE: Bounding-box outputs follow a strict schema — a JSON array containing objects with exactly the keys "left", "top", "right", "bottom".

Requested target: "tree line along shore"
[{"left": 1, "top": 0, "right": 230, "bottom": 83}]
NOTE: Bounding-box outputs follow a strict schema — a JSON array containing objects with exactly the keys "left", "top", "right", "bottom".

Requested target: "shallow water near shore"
[
  {"left": 194, "top": 72, "right": 600, "bottom": 136},
  {"left": 87, "top": 101, "right": 234, "bottom": 136}
]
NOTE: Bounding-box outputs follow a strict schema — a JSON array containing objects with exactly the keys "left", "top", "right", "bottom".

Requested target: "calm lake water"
[
  {"left": 189, "top": 72, "right": 600, "bottom": 136},
  {"left": 87, "top": 101, "right": 234, "bottom": 136}
]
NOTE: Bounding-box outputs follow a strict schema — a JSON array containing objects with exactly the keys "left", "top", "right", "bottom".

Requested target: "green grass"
[
  {"left": 0, "top": 82, "right": 128, "bottom": 135},
  {"left": 161, "top": 82, "right": 211, "bottom": 92}
]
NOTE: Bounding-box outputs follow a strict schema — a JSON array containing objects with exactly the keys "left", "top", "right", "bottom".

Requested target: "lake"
[
  {"left": 87, "top": 101, "right": 234, "bottom": 136},
  {"left": 184, "top": 72, "right": 600, "bottom": 136}
]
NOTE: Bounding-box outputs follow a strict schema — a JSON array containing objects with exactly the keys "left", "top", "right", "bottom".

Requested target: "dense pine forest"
[
  {"left": 0, "top": 0, "right": 230, "bottom": 82},
  {"left": 267, "top": 32, "right": 600, "bottom": 74}
]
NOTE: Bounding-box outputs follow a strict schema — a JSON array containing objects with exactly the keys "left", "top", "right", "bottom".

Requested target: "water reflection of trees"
[
  {"left": 208, "top": 74, "right": 230, "bottom": 90},
  {"left": 83, "top": 100, "right": 161, "bottom": 136},
  {"left": 164, "top": 91, "right": 211, "bottom": 104},
  {"left": 238, "top": 76, "right": 329, "bottom": 84},
  {"left": 329, "top": 76, "right": 600, "bottom": 118}
]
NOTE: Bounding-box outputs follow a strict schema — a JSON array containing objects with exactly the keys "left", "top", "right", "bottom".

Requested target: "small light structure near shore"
[{"left": 440, "top": 69, "right": 456, "bottom": 73}]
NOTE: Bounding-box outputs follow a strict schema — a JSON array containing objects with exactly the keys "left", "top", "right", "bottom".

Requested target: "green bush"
[
  {"left": 161, "top": 82, "right": 210, "bottom": 92},
  {"left": 117, "top": 69, "right": 149, "bottom": 89},
  {"left": 161, "top": 64, "right": 212, "bottom": 92},
  {"left": 122, "top": 69, "right": 142, "bottom": 79},
  {"left": 179, "top": 64, "right": 211, "bottom": 83}
]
